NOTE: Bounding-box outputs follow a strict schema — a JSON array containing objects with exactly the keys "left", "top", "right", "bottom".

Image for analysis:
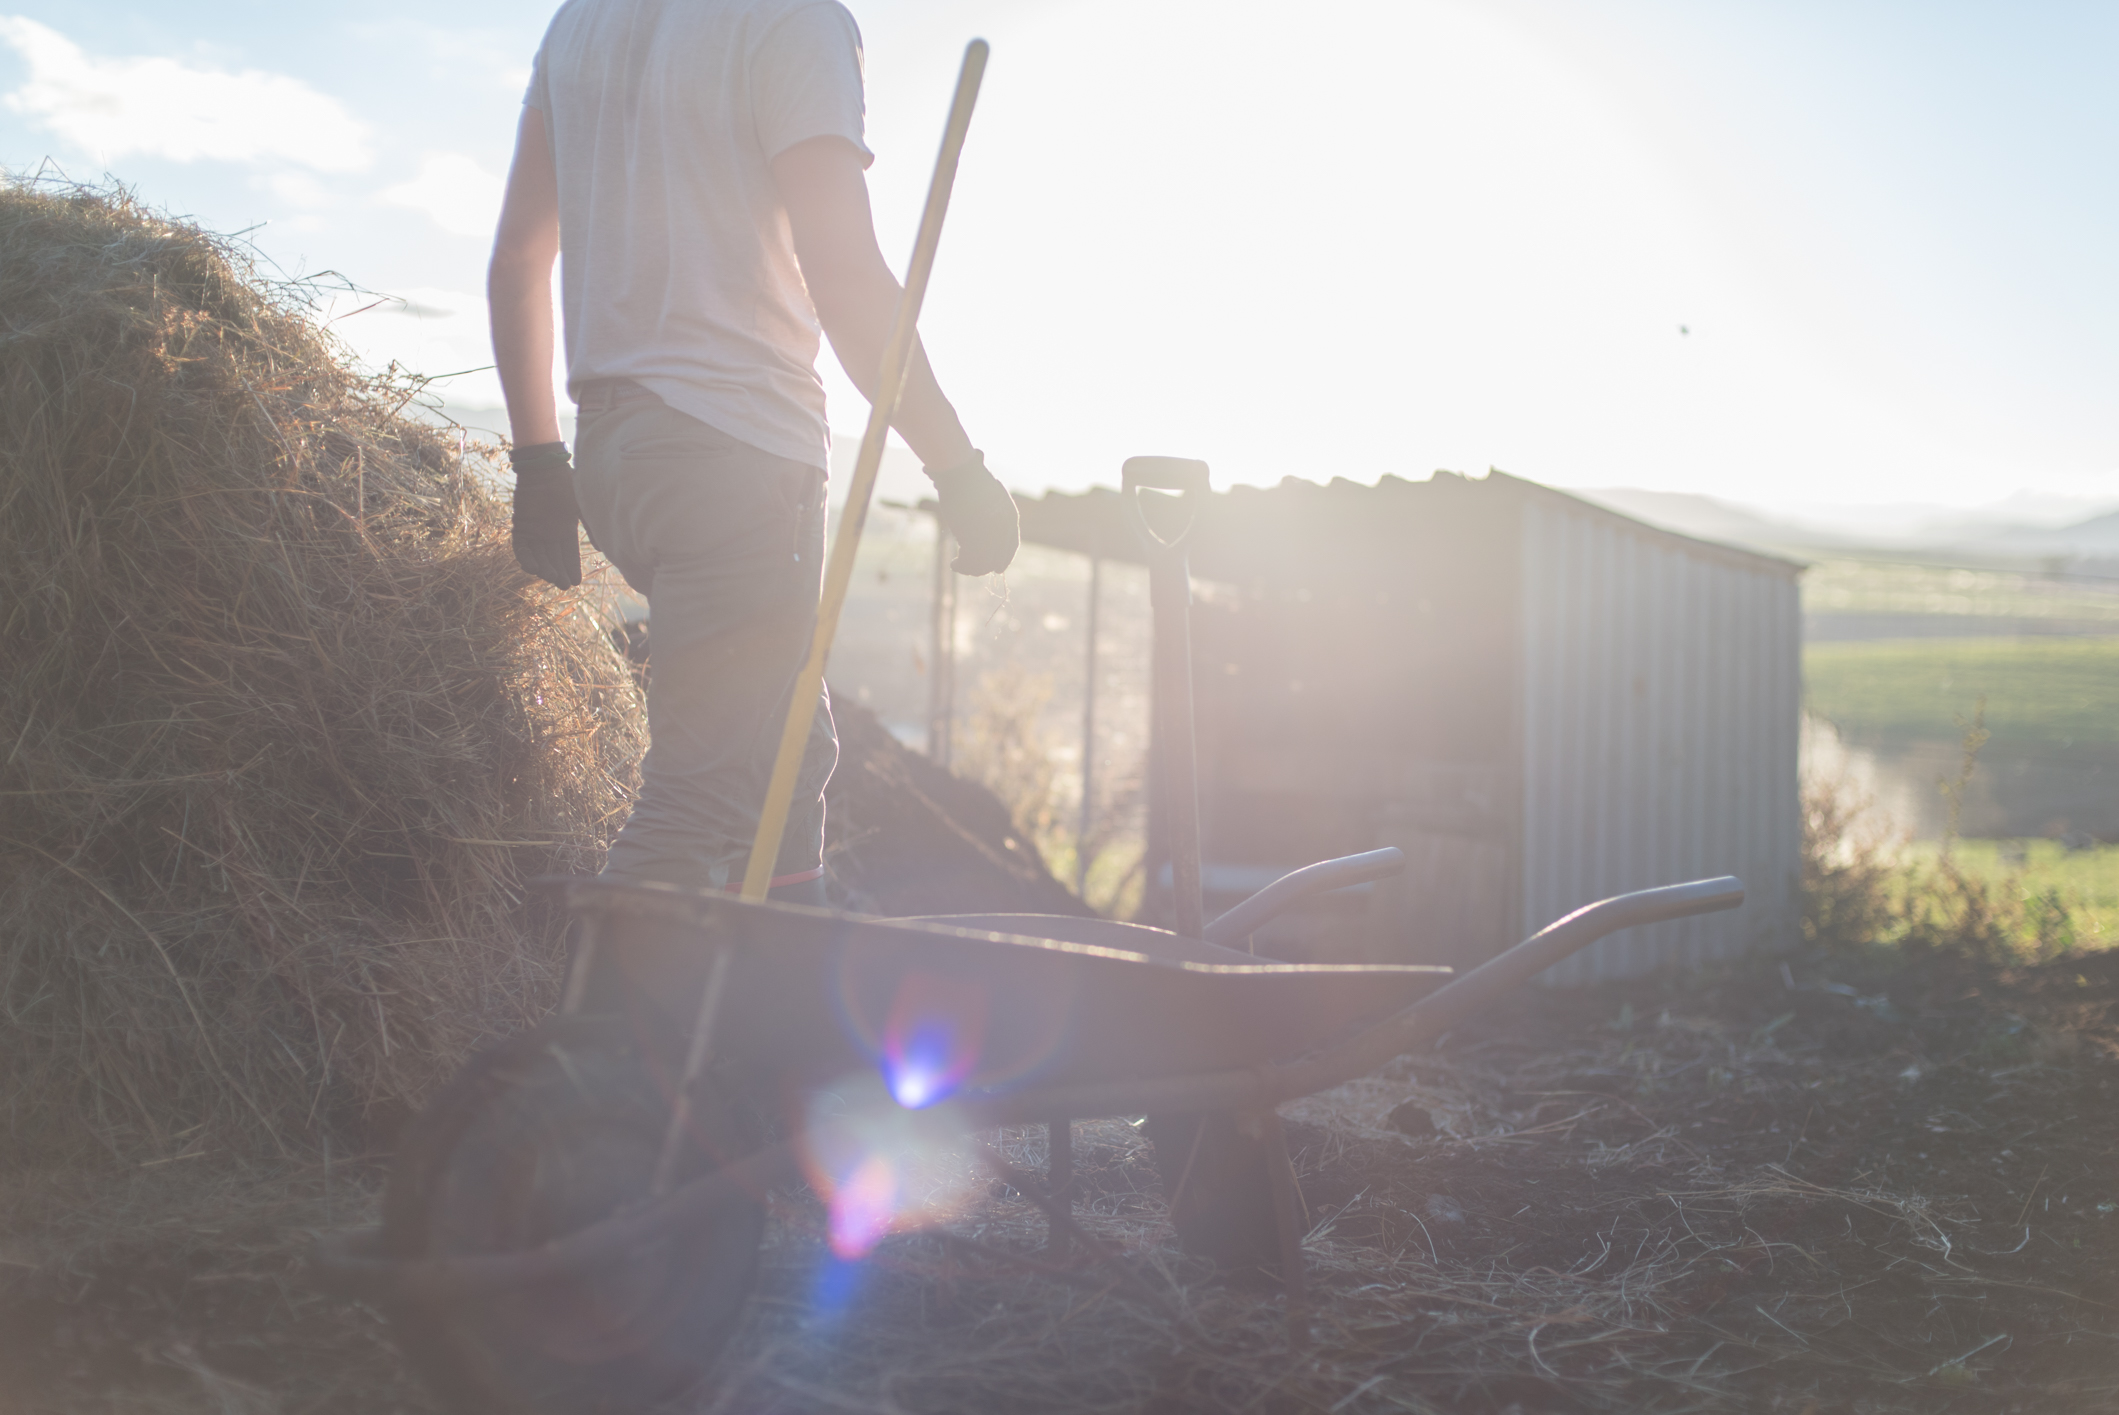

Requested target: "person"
[{"left": 488, "top": 0, "right": 1019, "bottom": 903}]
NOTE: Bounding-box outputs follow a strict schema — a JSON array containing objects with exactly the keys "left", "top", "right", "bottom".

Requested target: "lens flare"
[
  {"left": 805, "top": 1251, "right": 866, "bottom": 1321},
  {"left": 801, "top": 1069, "right": 982, "bottom": 1265},
  {"left": 834, "top": 928, "right": 1082, "bottom": 1099},
  {"left": 827, "top": 1153, "right": 899, "bottom": 1259},
  {"left": 880, "top": 971, "right": 987, "bottom": 1109}
]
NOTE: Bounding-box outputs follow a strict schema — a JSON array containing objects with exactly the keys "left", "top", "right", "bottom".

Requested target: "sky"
[{"left": 0, "top": 0, "right": 2112, "bottom": 524}]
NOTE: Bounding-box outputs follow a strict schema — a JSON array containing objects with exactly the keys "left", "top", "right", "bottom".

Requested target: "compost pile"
[
  {"left": 607, "top": 618, "right": 1092, "bottom": 916},
  {"left": 0, "top": 184, "right": 645, "bottom": 1168},
  {"left": 824, "top": 693, "right": 1090, "bottom": 918}
]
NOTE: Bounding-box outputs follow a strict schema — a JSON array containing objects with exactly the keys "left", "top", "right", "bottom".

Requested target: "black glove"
[
  {"left": 928, "top": 450, "right": 1019, "bottom": 576},
  {"left": 509, "top": 442, "right": 583, "bottom": 589}
]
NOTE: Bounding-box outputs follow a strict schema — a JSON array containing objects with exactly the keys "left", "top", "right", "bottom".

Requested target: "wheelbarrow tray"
[{"left": 564, "top": 878, "right": 1452, "bottom": 1098}]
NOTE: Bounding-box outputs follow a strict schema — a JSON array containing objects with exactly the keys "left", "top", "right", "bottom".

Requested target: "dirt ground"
[{"left": 4, "top": 939, "right": 2113, "bottom": 1414}]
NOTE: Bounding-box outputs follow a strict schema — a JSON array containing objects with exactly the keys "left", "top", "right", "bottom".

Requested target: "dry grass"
[
  {"left": 2, "top": 935, "right": 2112, "bottom": 1412},
  {"left": 0, "top": 181, "right": 644, "bottom": 1169},
  {"left": 701, "top": 941, "right": 2115, "bottom": 1414}
]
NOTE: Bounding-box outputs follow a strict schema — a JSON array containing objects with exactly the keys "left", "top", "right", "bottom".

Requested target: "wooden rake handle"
[{"left": 740, "top": 40, "right": 990, "bottom": 901}]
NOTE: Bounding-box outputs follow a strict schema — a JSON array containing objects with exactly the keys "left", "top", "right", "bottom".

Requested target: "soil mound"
[
  {"left": 607, "top": 624, "right": 1087, "bottom": 917},
  {"left": 0, "top": 184, "right": 644, "bottom": 1166},
  {"left": 824, "top": 694, "right": 1090, "bottom": 918}
]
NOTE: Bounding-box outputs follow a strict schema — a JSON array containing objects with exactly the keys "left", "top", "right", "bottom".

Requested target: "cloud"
[
  {"left": 316, "top": 284, "right": 506, "bottom": 404},
  {"left": 262, "top": 171, "right": 333, "bottom": 209},
  {"left": 379, "top": 152, "right": 505, "bottom": 238},
  {"left": 0, "top": 17, "right": 371, "bottom": 172},
  {"left": 346, "top": 20, "right": 537, "bottom": 96}
]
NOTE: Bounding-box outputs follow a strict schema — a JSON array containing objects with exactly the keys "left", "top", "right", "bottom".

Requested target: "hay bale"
[{"left": 0, "top": 183, "right": 645, "bottom": 1166}]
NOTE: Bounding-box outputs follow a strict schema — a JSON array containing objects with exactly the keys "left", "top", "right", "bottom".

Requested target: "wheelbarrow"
[
  {"left": 310, "top": 457, "right": 1745, "bottom": 1414},
  {"left": 318, "top": 874, "right": 1741, "bottom": 1412}
]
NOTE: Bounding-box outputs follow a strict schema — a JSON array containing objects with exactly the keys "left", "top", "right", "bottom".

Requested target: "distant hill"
[
  {"left": 1973, "top": 509, "right": 2119, "bottom": 557},
  {"left": 1574, "top": 486, "right": 2119, "bottom": 575},
  {"left": 1568, "top": 488, "right": 1844, "bottom": 555}
]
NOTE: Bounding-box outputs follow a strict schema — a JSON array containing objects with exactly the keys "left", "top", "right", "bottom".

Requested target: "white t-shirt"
[{"left": 524, "top": 0, "right": 872, "bottom": 470}]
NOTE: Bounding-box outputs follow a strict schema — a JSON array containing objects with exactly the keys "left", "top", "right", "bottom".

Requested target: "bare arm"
[
  {"left": 770, "top": 136, "right": 976, "bottom": 471},
  {"left": 490, "top": 107, "right": 564, "bottom": 448}
]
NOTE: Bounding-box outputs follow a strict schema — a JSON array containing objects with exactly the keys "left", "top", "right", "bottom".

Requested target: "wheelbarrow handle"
[
  {"left": 1202, "top": 847, "right": 1407, "bottom": 949},
  {"left": 1357, "top": 875, "right": 1747, "bottom": 1061}
]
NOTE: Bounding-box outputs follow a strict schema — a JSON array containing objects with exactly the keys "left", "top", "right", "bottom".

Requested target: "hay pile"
[{"left": 0, "top": 183, "right": 644, "bottom": 1167}]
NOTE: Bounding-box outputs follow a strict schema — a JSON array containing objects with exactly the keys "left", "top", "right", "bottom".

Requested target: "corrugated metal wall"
[{"left": 1516, "top": 489, "right": 1802, "bottom": 983}]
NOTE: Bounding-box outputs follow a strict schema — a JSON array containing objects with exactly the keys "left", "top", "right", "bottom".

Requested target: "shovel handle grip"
[
  {"left": 1122, "top": 456, "right": 1211, "bottom": 497},
  {"left": 1121, "top": 456, "right": 1210, "bottom": 555}
]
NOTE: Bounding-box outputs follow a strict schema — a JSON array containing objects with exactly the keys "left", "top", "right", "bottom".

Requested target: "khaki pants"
[{"left": 572, "top": 386, "right": 837, "bottom": 898}]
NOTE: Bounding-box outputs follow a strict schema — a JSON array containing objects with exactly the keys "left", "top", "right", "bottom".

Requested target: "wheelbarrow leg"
[
  {"left": 1147, "top": 1110, "right": 1284, "bottom": 1279},
  {"left": 651, "top": 944, "right": 735, "bottom": 1196},
  {"left": 557, "top": 913, "right": 601, "bottom": 1016},
  {"left": 1258, "top": 1113, "right": 1310, "bottom": 1333}
]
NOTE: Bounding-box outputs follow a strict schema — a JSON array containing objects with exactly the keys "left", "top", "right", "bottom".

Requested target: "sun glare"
[{"left": 879, "top": 971, "right": 988, "bottom": 1109}]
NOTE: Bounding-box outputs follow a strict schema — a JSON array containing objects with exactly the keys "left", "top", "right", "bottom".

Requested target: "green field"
[
  {"left": 1804, "top": 635, "right": 2119, "bottom": 753},
  {"left": 1900, "top": 838, "right": 2119, "bottom": 949},
  {"left": 1803, "top": 559, "right": 2119, "bottom": 624}
]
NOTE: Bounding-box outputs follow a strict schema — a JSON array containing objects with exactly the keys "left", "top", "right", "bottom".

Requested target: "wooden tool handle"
[{"left": 739, "top": 41, "right": 990, "bottom": 902}]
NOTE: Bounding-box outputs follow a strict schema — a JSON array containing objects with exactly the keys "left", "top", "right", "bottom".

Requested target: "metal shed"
[{"left": 1012, "top": 470, "right": 1803, "bottom": 982}]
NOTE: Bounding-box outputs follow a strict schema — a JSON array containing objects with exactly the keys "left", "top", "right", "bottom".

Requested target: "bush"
[{"left": 1801, "top": 704, "right": 2078, "bottom": 961}]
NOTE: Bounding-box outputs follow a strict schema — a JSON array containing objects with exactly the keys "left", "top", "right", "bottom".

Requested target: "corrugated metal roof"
[
  {"left": 1488, "top": 472, "right": 1806, "bottom": 580},
  {"left": 1013, "top": 470, "right": 1806, "bottom": 582}
]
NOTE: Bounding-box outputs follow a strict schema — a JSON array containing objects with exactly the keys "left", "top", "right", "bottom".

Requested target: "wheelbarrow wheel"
[
  {"left": 381, "top": 1015, "right": 766, "bottom": 1415},
  {"left": 1146, "top": 1111, "right": 1283, "bottom": 1278}
]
